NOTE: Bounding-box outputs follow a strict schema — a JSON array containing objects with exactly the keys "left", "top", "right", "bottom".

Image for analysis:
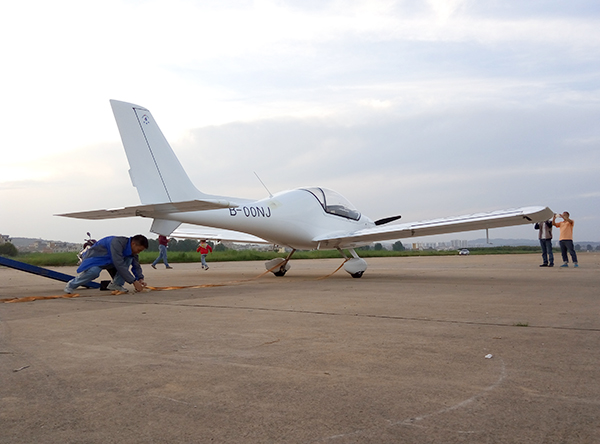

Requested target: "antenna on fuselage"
[{"left": 254, "top": 172, "right": 273, "bottom": 198}]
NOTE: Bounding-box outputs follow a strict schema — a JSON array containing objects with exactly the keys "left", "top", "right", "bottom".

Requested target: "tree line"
[{"left": 147, "top": 238, "right": 227, "bottom": 252}]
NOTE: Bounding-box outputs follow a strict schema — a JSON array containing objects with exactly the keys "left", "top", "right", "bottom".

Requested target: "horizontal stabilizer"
[
  {"left": 171, "top": 226, "right": 271, "bottom": 244},
  {"left": 57, "top": 199, "right": 237, "bottom": 220},
  {"left": 315, "top": 206, "right": 554, "bottom": 248},
  {"left": 151, "top": 219, "right": 182, "bottom": 236}
]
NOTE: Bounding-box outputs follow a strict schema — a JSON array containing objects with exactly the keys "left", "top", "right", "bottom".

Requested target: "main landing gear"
[
  {"left": 265, "top": 249, "right": 296, "bottom": 277},
  {"left": 264, "top": 247, "right": 368, "bottom": 278}
]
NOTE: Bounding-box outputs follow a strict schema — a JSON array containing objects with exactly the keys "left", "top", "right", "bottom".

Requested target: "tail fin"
[{"left": 110, "top": 100, "right": 204, "bottom": 204}]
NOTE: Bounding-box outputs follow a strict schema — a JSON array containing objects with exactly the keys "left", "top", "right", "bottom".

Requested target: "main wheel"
[
  {"left": 350, "top": 271, "right": 364, "bottom": 278},
  {"left": 266, "top": 258, "right": 291, "bottom": 276}
]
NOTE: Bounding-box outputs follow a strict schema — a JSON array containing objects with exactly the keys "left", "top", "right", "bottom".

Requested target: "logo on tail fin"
[{"left": 141, "top": 114, "right": 150, "bottom": 124}]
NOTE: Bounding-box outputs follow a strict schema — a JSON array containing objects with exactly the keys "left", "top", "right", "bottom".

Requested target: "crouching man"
[{"left": 65, "top": 234, "right": 148, "bottom": 293}]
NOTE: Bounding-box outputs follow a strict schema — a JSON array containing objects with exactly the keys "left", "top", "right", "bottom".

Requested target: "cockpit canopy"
[{"left": 301, "top": 187, "right": 361, "bottom": 221}]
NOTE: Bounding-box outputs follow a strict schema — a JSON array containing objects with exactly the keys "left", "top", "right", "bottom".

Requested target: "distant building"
[
  {"left": 451, "top": 239, "right": 468, "bottom": 249},
  {"left": 14, "top": 238, "right": 81, "bottom": 253},
  {"left": 0, "top": 234, "right": 10, "bottom": 245},
  {"left": 411, "top": 240, "right": 469, "bottom": 251}
]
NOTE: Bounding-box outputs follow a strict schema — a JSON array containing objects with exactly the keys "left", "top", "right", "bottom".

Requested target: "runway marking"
[
  {"left": 315, "top": 359, "right": 507, "bottom": 442},
  {"left": 395, "top": 358, "right": 506, "bottom": 426}
]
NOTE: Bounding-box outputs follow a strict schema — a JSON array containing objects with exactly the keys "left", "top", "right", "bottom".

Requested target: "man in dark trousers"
[
  {"left": 553, "top": 212, "right": 578, "bottom": 268},
  {"left": 151, "top": 234, "right": 173, "bottom": 269},
  {"left": 64, "top": 234, "right": 149, "bottom": 293},
  {"left": 534, "top": 219, "right": 554, "bottom": 267}
]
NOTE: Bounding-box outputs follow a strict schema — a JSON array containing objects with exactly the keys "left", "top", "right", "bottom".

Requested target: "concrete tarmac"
[{"left": 1, "top": 253, "right": 599, "bottom": 443}]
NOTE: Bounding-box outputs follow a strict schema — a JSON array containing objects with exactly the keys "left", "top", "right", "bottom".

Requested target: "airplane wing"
[
  {"left": 171, "top": 225, "right": 272, "bottom": 244},
  {"left": 56, "top": 199, "right": 237, "bottom": 220},
  {"left": 315, "top": 206, "right": 554, "bottom": 249}
]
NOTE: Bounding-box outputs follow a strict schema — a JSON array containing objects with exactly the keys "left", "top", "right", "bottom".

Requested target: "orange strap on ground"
[
  {"left": 141, "top": 261, "right": 283, "bottom": 293},
  {"left": 1, "top": 291, "right": 123, "bottom": 303},
  {"left": 2, "top": 259, "right": 347, "bottom": 303},
  {"left": 316, "top": 258, "right": 348, "bottom": 280},
  {"left": 1, "top": 293, "right": 82, "bottom": 303}
]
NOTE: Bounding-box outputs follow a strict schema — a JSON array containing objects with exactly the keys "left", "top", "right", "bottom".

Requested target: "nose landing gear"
[{"left": 338, "top": 247, "right": 367, "bottom": 278}]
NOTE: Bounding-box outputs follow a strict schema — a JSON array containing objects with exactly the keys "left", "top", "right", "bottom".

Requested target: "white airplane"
[{"left": 58, "top": 100, "right": 553, "bottom": 278}]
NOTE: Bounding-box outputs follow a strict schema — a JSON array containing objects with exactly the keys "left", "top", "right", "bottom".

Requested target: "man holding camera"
[{"left": 553, "top": 212, "right": 578, "bottom": 268}]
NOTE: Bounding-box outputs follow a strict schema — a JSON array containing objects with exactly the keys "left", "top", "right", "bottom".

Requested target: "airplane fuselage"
[{"left": 160, "top": 189, "right": 375, "bottom": 250}]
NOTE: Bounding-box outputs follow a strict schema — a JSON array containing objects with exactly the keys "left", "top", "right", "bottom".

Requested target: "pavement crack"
[{"left": 82, "top": 298, "right": 600, "bottom": 332}]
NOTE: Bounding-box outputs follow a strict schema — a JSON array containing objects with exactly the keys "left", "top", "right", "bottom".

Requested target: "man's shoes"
[
  {"left": 64, "top": 284, "right": 74, "bottom": 294},
  {"left": 574, "top": 263, "right": 579, "bottom": 268},
  {"left": 549, "top": 263, "right": 554, "bottom": 267},
  {"left": 151, "top": 264, "right": 156, "bottom": 269},
  {"left": 107, "top": 283, "right": 129, "bottom": 292},
  {"left": 166, "top": 266, "right": 173, "bottom": 269},
  {"left": 560, "top": 263, "right": 569, "bottom": 268},
  {"left": 539, "top": 264, "right": 548, "bottom": 267},
  {"left": 205, "top": 266, "right": 209, "bottom": 271}
]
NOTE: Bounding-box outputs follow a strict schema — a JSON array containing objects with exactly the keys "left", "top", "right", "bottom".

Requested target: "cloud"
[
  {"left": 0, "top": 180, "right": 48, "bottom": 191},
  {"left": 1, "top": 0, "right": 599, "bottom": 243}
]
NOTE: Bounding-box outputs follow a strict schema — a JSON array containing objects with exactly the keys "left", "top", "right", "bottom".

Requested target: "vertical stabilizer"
[{"left": 110, "top": 100, "right": 203, "bottom": 204}]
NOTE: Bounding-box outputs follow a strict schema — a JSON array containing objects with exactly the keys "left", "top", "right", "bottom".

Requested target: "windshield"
[{"left": 301, "top": 187, "right": 361, "bottom": 221}]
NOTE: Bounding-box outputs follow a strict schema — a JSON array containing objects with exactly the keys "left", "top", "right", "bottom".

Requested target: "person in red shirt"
[
  {"left": 196, "top": 240, "right": 213, "bottom": 270},
  {"left": 151, "top": 235, "right": 173, "bottom": 269}
]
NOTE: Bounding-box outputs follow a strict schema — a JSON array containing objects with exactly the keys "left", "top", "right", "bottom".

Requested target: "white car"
[{"left": 458, "top": 249, "right": 470, "bottom": 255}]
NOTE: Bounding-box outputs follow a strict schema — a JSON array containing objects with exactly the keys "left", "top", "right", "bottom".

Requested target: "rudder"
[{"left": 110, "top": 100, "right": 203, "bottom": 204}]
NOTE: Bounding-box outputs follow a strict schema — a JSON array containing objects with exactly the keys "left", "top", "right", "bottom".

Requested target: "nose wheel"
[{"left": 338, "top": 248, "right": 368, "bottom": 278}]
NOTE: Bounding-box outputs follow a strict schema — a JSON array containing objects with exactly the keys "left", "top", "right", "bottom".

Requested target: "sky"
[{"left": 1, "top": 0, "right": 599, "bottom": 246}]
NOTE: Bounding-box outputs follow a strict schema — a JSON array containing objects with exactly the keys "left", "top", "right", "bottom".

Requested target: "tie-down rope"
[{"left": 1, "top": 258, "right": 349, "bottom": 303}]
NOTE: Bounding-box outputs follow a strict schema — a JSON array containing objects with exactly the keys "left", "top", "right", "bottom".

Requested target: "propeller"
[{"left": 374, "top": 215, "right": 402, "bottom": 226}]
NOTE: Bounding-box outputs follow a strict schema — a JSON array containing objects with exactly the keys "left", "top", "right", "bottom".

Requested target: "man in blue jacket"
[{"left": 64, "top": 234, "right": 149, "bottom": 293}]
